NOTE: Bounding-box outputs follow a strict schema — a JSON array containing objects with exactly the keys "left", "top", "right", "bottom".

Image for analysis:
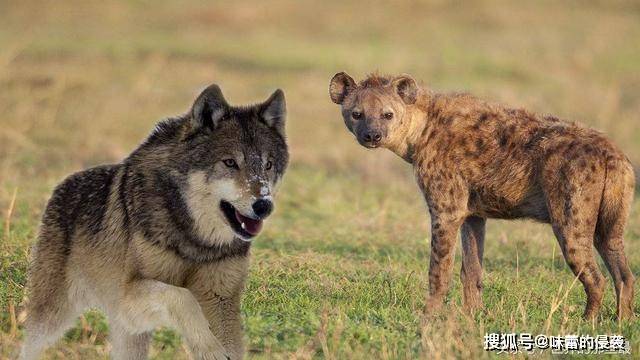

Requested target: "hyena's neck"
[{"left": 385, "top": 102, "right": 430, "bottom": 164}]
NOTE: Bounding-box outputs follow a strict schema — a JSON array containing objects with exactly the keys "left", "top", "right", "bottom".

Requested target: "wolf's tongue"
[{"left": 235, "top": 210, "right": 263, "bottom": 236}]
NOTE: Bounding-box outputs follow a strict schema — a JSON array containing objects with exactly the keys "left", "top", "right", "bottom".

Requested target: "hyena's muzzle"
[{"left": 355, "top": 118, "right": 387, "bottom": 148}]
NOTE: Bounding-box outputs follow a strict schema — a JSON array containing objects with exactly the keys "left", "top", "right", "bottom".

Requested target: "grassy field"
[{"left": 1, "top": 0, "right": 640, "bottom": 358}]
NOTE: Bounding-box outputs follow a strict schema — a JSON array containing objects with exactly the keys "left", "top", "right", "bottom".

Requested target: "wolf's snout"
[{"left": 252, "top": 199, "right": 273, "bottom": 219}]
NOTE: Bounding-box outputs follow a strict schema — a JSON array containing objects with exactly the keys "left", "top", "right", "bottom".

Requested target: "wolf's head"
[
  {"left": 329, "top": 72, "right": 420, "bottom": 151},
  {"left": 173, "top": 84, "right": 288, "bottom": 244}
]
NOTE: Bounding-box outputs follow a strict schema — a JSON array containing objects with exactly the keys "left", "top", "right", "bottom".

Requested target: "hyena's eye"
[
  {"left": 383, "top": 112, "right": 394, "bottom": 120},
  {"left": 351, "top": 111, "right": 363, "bottom": 120},
  {"left": 223, "top": 159, "right": 239, "bottom": 169},
  {"left": 265, "top": 161, "right": 273, "bottom": 170}
]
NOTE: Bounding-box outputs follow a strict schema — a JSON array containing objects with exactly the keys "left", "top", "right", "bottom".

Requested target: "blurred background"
[{"left": 1, "top": 1, "right": 639, "bottom": 358}]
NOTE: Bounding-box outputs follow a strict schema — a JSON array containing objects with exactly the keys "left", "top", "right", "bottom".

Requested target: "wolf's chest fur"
[{"left": 130, "top": 234, "right": 249, "bottom": 296}]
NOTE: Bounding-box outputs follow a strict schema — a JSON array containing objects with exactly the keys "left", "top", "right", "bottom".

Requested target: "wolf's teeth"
[{"left": 241, "top": 222, "right": 246, "bottom": 230}]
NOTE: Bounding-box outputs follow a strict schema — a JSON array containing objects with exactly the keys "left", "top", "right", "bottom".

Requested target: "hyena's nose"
[
  {"left": 364, "top": 131, "right": 382, "bottom": 144},
  {"left": 252, "top": 199, "right": 273, "bottom": 219}
]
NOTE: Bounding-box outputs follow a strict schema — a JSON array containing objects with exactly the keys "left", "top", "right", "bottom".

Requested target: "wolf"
[
  {"left": 20, "top": 84, "right": 288, "bottom": 359},
  {"left": 329, "top": 72, "right": 635, "bottom": 320}
]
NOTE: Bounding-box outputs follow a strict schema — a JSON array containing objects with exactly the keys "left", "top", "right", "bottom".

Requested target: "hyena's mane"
[{"left": 359, "top": 73, "right": 392, "bottom": 88}]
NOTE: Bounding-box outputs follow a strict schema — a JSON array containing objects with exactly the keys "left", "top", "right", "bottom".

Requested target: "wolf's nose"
[
  {"left": 364, "top": 131, "right": 382, "bottom": 144},
  {"left": 252, "top": 199, "right": 273, "bottom": 219}
]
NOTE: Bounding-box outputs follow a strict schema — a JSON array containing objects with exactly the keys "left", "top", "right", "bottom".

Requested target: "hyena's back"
[
  {"left": 25, "top": 165, "right": 119, "bottom": 329},
  {"left": 421, "top": 94, "right": 636, "bottom": 317},
  {"left": 422, "top": 95, "right": 635, "bottom": 228}
]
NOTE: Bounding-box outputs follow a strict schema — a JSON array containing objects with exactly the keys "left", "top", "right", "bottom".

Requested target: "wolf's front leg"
[
  {"left": 116, "top": 280, "right": 230, "bottom": 360},
  {"left": 187, "top": 262, "right": 248, "bottom": 360},
  {"left": 194, "top": 290, "right": 245, "bottom": 359},
  {"left": 108, "top": 322, "right": 151, "bottom": 360}
]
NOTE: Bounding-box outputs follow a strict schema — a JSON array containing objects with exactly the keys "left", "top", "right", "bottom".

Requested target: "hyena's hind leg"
[
  {"left": 543, "top": 156, "right": 606, "bottom": 320},
  {"left": 595, "top": 159, "right": 636, "bottom": 320},
  {"left": 460, "top": 216, "right": 486, "bottom": 312}
]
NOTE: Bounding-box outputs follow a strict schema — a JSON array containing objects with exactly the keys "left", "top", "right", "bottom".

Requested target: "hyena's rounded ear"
[
  {"left": 192, "top": 84, "right": 229, "bottom": 130},
  {"left": 261, "top": 89, "right": 286, "bottom": 138},
  {"left": 329, "top": 72, "right": 356, "bottom": 104},
  {"left": 392, "top": 75, "right": 418, "bottom": 105}
]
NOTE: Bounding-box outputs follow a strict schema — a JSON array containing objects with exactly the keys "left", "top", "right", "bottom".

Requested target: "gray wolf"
[
  {"left": 20, "top": 84, "right": 289, "bottom": 359},
  {"left": 329, "top": 72, "right": 635, "bottom": 320}
]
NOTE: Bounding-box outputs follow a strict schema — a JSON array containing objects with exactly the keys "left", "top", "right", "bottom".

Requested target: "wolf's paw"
[
  {"left": 190, "top": 342, "right": 231, "bottom": 360},
  {"left": 195, "top": 349, "right": 231, "bottom": 360}
]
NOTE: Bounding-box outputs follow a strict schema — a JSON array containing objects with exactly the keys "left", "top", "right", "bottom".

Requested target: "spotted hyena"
[{"left": 329, "top": 72, "right": 636, "bottom": 320}]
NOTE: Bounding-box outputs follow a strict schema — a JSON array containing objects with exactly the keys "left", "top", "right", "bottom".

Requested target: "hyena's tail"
[
  {"left": 595, "top": 155, "right": 635, "bottom": 246},
  {"left": 594, "top": 154, "right": 636, "bottom": 318}
]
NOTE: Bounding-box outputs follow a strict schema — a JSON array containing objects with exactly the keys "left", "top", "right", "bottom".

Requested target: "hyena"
[
  {"left": 20, "top": 84, "right": 288, "bottom": 360},
  {"left": 329, "top": 72, "right": 635, "bottom": 320}
]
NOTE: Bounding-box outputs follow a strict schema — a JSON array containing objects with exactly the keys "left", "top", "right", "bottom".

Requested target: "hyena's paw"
[
  {"left": 462, "top": 293, "right": 483, "bottom": 314},
  {"left": 423, "top": 297, "right": 445, "bottom": 317}
]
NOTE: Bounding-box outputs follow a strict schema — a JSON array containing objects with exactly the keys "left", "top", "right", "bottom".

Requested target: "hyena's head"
[
  {"left": 180, "top": 84, "right": 288, "bottom": 243},
  {"left": 329, "top": 72, "right": 419, "bottom": 149}
]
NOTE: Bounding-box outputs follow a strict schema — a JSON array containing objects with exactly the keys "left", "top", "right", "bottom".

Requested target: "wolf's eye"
[
  {"left": 265, "top": 161, "right": 273, "bottom": 170},
  {"left": 223, "top": 159, "right": 238, "bottom": 169},
  {"left": 383, "top": 112, "right": 394, "bottom": 120},
  {"left": 352, "top": 111, "right": 363, "bottom": 119}
]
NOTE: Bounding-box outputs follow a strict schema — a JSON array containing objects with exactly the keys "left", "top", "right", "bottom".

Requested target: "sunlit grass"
[{"left": 1, "top": 0, "right": 640, "bottom": 358}]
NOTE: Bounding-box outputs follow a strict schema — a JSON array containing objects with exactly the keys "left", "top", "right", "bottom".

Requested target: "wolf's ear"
[
  {"left": 392, "top": 75, "right": 418, "bottom": 105},
  {"left": 191, "top": 84, "right": 229, "bottom": 130},
  {"left": 261, "top": 89, "right": 286, "bottom": 137},
  {"left": 329, "top": 72, "right": 356, "bottom": 104}
]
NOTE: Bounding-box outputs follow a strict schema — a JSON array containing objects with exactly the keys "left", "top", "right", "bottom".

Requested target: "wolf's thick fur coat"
[{"left": 20, "top": 84, "right": 289, "bottom": 360}]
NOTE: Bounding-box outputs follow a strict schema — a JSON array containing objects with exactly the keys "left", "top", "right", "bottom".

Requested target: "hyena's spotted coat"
[{"left": 330, "top": 72, "right": 635, "bottom": 320}]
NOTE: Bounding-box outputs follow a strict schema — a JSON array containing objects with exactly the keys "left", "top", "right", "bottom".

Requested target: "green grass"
[{"left": 1, "top": 0, "right": 640, "bottom": 358}]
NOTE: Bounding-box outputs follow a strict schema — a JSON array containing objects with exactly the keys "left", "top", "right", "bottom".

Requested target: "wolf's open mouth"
[{"left": 220, "top": 200, "right": 263, "bottom": 239}]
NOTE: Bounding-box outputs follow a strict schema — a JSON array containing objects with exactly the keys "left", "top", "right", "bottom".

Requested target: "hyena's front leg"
[
  {"left": 116, "top": 280, "right": 230, "bottom": 360},
  {"left": 460, "top": 216, "right": 486, "bottom": 312},
  {"left": 425, "top": 213, "right": 465, "bottom": 314},
  {"left": 423, "top": 180, "right": 468, "bottom": 315}
]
